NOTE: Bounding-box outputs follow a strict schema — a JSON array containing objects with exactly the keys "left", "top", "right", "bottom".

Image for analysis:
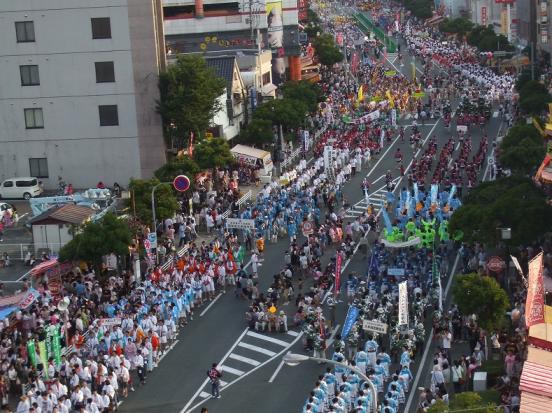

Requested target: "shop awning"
[
  {"left": 261, "top": 83, "right": 277, "bottom": 96},
  {"left": 520, "top": 360, "right": 552, "bottom": 398}
]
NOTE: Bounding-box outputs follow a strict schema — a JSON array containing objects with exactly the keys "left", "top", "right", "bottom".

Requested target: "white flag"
[{"left": 398, "top": 281, "right": 409, "bottom": 326}]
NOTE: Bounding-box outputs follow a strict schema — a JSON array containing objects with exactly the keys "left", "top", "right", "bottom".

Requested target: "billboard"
[{"left": 267, "top": 1, "right": 285, "bottom": 84}]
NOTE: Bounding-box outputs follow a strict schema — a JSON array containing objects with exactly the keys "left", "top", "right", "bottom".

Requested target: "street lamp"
[{"left": 283, "top": 353, "right": 378, "bottom": 412}]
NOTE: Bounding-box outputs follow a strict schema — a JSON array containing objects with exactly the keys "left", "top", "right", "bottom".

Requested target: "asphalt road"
[{"left": 118, "top": 108, "right": 504, "bottom": 413}]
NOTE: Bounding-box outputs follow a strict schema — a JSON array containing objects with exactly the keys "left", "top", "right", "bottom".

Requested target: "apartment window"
[
  {"left": 91, "top": 17, "right": 111, "bottom": 39},
  {"left": 99, "top": 105, "right": 119, "bottom": 126},
  {"left": 20, "top": 65, "right": 40, "bottom": 86},
  {"left": 262, "top": 72, "right": 271, "bottom": 85},
  {"left": 95, "top": 61, "right": 115, "bottom": 83},
  {"left": 15, "top": 21, "right": 35, "bottom": 43},
  {"left": 29, "top": 158, "right": 49, "bottom": 178},
  {"left": 24, "top": 108, "right": 44, "bottom": 129}
]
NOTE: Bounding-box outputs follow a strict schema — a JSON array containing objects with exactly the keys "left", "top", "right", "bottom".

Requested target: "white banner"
[
  {"left": 380, "top": 237, "right": 421, "bottom": 248},
  {"left": 100, "top": 317, "right": 122, "bottom": 327},
  {"left": 362, "top": 319, "right": 388, "bottom": 334},
  {"left": 456, "top": 125, "right": 468, "bottom": 133},
  {"left": 398, "top": 281, "right": 409, "bottom": 326},
  {"left": 225, "top": 218, "right": 256, "bottom": 230},
  {"left": 391, "top": 109, "right": 397, "bottom": 127}
]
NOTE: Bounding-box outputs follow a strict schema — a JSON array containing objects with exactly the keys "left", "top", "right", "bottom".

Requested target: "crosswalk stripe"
[
  {"left": 245, "top": 331, "right": 291, "bottom": 347},
  {"left": 493, "top": 111, "right": 499, "bottom": 118},
  {"left": 286, "top": 330, "right": 299, "bottom": 337},
  {"left": 200, "top": 391, "right": 211, "bottom": 399},
  {"left": 237, "top": 342, "right": 277, "bottom": 356},
  {"left": 228, "top": 353, "right": 261, "bottom": 366},
  {"left": 221, "top": 365, "right": 245, "bottom": 376}
]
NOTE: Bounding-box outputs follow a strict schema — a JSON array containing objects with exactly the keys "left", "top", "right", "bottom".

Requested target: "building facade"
[{"left": 0, "top": 0, "right": 167, "bottom": 190}]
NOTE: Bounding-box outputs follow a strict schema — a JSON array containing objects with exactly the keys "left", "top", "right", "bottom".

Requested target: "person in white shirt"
[{"left": 16, "top": 395, "right": 30, "bottom": 413}]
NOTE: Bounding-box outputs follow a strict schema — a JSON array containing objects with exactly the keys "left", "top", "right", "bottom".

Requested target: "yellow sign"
[
  {"left": 205, "top": 132, "right": 214, "bottom": 140},
  {"left": 500, "top": 10, "right": 508, "bottom": 35}
]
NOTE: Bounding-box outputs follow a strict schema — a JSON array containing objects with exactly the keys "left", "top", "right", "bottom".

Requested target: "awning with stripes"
[{"left": 520, "top": 361, "right": 552, "bottom": 398}]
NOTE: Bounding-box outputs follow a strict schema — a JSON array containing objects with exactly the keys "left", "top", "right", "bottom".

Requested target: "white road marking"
[
  {"left": 246, "top": 331, "right": 291, "bottom": 347},
  {"left": 199, "top": 293, "right": 223, "bottom": 317},
  {"left": 199, "top": 391, "right": 211, "bottom": 399},
  {"left": 286, "top": 330, "right": 299, "bottom": 337},
  {"left": 228, "top": 353, "right": 261, "bottom": 366},
  {"left": 404, "top": 247, "right": 458, "bottom": 413},
  {"left": 180, "top": 327, "right": 249, "bottom": 413},
  {"left": 158, "top": 340, "right": 179, "bottom": 363},
  {"left": 493, "top": 111, "right": 499, "bottom": 118},
  {"left": 268, "top": 351, "right": 289, "bottom": 383},
  {"left": 237, "top": 342, "right": 277, "bottom": 356},
  {"left": 183, "top": 332, "right": 304, "bottom": 413},
  {"left": 221, "top": 365, "right": 245, "bottom": 376},
  {"left": 324, "top": 324, "right": 342, "bottom": 348}
]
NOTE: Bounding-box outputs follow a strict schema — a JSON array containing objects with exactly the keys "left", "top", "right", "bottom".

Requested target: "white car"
[
  {"left": 0, "top": 202, "right": 14, "bottom": 219},
  {"left": 0, "top": 177, "right": 43, "bottom": 200}
]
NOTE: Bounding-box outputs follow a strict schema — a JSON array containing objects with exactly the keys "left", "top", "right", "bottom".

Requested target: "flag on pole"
[
  {"left": 526, "top": 252, "right": 545, "bottom": 327},
  {"left": 187, "top": 131, "right": 195, "bottom": 157},
  {"left": 357, "top": 85, "right": 364, "bottom": 104}
]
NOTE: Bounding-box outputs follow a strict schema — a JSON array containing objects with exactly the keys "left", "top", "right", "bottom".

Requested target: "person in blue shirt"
[{"left": 364, "top": 335, "right": 378, "bottom": 368}]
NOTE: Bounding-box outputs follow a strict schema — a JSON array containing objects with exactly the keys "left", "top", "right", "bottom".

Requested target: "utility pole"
[{"left": 530, "top": 0, "right": 537, "bottom": 80}]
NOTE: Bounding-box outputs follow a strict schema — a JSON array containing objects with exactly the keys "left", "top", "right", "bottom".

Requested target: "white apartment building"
[{"left": 0, "top": 0, "right": 167, "bottom": 190}]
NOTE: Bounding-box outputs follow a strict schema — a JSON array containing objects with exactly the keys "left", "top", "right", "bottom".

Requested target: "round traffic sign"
[
  {"left": 173, "top": 175, "right": 191, "bottom": 192},
  {"left": 302, "top": 221, "right": 314, "bottom": 235}
]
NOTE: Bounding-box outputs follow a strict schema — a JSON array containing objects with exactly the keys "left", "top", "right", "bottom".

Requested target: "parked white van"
[{"left": 0, "top": 177, "right": 43, "bottom": 199}]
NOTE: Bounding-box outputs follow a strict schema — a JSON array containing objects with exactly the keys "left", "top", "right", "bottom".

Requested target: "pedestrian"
[
  {"left": 207, "top": 363, "right": 222, "bottom": 399},
  {"left": 201, "top": 408, "right": 208, "bottom": 413}
]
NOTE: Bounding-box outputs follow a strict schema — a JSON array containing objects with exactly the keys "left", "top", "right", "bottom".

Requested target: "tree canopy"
[
  {"left": 312, "top": 34, "right": 343, "bottom": 66},
  {"left": 402, "top": 0, "right": 433, "bottom": 19},
  {"left": 499, "top": 124, "right": 545, "bottom": 175},
  {"left": 154, "top": 157, "right": 201, "bottom": 183},
  {"left": 281, "top": 80, "right": 323, "bottom": 113},
  {"left": 518, "top": 80, "right": 552, "bottom": 115},
  {"left": 467, "top": 25, "right": 514, "bottom": 52},
  {"left": 59, "top": 213, "right": 132, "bottom": 271},
  {"left": 453, "top": 274, "right": 510, "bottom": 332},
  {"left": 428, "top": 392, "right": 496, "bottom": 413},
  {"left": 129, "top": 178, "right": 179, "bottom": 227},
  {"left": 304, "top": 9, "right": 322, "bottom": 39},
  {"left": 157, "top": 55, "right": 226, "bottom": 145},
  {"left": 438, "top": 17, "right": 474, "bottom": 37},
  {"left": 449, "top": 176, "right": 552, "bottom": 245},
  {"left": 254, "top": 98, "right": 309, "bottom": 129},
  {"left": 236, "top": 118, "right": 274, "bottom": 146},
  {"left": 193, "top": 137, "right": 235, "bottom": 171}
]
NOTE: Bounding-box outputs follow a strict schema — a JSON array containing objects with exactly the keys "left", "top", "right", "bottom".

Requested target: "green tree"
[
  {"left": 518, "top": 80, "right": 552, "bottom": 115},
  {"left": 157, "top": 55, "right": 225, "bottom": 145},
  {"left": 439, "top": 17, "right": 474, "bottom": 37},
  {"left": 312, "top": 34, "right": 343, "bottom": 66},
  {"left": 453, "top": 274, "right": 509, "bottom": 332},
  {"left": 59, "top": 213, "right": 132, "bottom": 272},
  {"left": 193, "top": 137, "right": 235, "bottom": 171},
  {"left": 449, "top": 176, "right": 552, "bottom": 245},
  {"left": 499, "top": 124, "right": 544, "bottom": 175},
  {"left": 254, "top": 98, "right": 309, "bottom": 129},
  {"left": 237, "top": 118, "right": 274, "bottom": 146},
  {"left": 154, "top": 157, "right": 201, "bottom": 183},
  {"left": 281, "top": 80, "right": 323, "bottom": 112},
  {"left": 305, "top": 9, "right": 322, "bottom": 38},
  {"left": 129, "top": 178, "right": 179, "bottom": 226},
  {"left": 403, "top": 0, "right": 433, "bottom": 19}
]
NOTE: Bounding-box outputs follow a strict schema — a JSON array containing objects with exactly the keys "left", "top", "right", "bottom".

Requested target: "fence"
[
  {"left": 354, "top": 13, "right": 398, "bottom": 53},
  {"left": 0, "top": 243, "right": 63, "bottom": 261},
  {"left": 280, "top": 147, "right": 302, "bottom": 170}
]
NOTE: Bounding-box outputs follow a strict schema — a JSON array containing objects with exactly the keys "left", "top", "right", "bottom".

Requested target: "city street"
[{"left": 118, "top": 72, "right": 506, "bottom": 412}]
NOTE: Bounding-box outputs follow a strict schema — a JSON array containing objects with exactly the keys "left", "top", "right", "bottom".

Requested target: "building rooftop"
[{"left": 28, "top": 204, "right": 95, "bottom": 225}]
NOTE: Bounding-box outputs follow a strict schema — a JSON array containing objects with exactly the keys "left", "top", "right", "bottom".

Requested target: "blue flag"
[
  {"left": 414, "top": 183, "right": 419, "bottom": 203},
  {"left": 341, "top": 306, "right": 360, "bottom": 340},
  {"left": 447, "top": 184, "right": 457, "bottom": 206},
  {"left": 382, "top": 209, "right": 393, "bottom": 236},
  {"left": 431, "top": 184, "right": 438, "bottom": 204}
]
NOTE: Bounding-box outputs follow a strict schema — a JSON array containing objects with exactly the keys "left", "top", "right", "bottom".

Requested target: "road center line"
[
  {"left": 268, "top": 351, "right": 290, "bottom": 383},
  {"left": 199, "top": 293, "right": 223, "bottom": 317}
]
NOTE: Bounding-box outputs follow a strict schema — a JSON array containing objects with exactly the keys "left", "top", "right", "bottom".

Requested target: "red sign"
[
  {"left": 302, "top": 221, "right": 314, "bottom": 236},
  {"left": 335, "top": 253, "right": 343, "bottom": 294},
  {"left": 487, "top": 256, "right": 506, "bottom": 272},
  {"left": 297, "top": 0, "right": 309, "bottom": 21},
  {"left": 173, "top": 175, "right": 191, "bottom": 192},
  {"left": 526, "top": 252, "right": 545, "bottom": 327}
]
